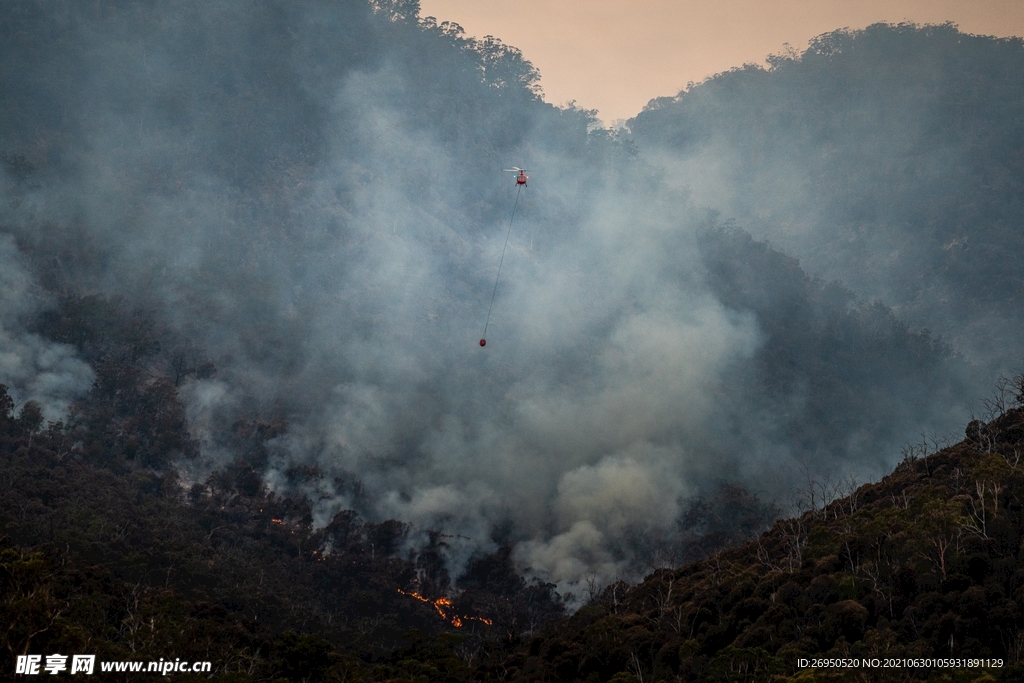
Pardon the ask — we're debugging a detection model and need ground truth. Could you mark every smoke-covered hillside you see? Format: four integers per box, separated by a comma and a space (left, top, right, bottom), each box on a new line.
630, 22, 1024, 377
0, 2, 1013, 595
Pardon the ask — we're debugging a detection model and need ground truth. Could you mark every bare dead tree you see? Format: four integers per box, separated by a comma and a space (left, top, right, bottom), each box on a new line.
584, 573, 604, 605
628, 650, 648, 683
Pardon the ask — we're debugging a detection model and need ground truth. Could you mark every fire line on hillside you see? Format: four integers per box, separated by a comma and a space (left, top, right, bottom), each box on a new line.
397, 589, 493, 628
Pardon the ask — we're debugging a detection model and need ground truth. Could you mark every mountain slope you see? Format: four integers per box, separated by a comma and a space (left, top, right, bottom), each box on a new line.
483, 400, 1024, 682
0, 3, 999, 588
631, 23, 1024, 376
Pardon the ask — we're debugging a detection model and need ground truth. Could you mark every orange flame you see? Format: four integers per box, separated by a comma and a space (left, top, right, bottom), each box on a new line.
397, 589, 493, 627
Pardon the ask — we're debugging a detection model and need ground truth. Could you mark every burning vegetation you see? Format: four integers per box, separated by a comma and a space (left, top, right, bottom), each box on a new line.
397, 589, 493, 628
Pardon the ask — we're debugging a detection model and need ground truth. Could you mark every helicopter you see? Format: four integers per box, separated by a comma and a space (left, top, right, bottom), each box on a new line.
505, 167, 528, 186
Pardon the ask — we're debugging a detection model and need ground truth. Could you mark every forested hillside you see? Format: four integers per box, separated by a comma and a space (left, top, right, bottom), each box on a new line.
2, 1, 1024, 680
5, 364, 1024, 681
1, 0, 999, 593
631, 22, 1024, 375
460, 395, 1024, 683
0, 377, 563, 681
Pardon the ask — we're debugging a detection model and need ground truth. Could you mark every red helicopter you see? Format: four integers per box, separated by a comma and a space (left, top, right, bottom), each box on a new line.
505, 167, 528, 186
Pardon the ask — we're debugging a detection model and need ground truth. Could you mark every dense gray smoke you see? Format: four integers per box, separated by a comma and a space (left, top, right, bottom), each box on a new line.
0, 3, 1004, 592
630, 23, 1024, 378
0, 233, 94, 420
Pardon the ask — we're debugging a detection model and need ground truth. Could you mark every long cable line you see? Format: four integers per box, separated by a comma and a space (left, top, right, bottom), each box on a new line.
480, 183, 523, 347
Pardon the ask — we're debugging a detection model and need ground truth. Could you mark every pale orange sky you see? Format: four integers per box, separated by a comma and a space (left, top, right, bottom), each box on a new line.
419, 0, 1024, 123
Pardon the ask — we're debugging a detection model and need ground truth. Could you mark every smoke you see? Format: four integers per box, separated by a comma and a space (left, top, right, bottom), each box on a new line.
235, 89, 765, 584
629, 22, 1024, 378
0, 233, 94, 421
0, 4, 995, 592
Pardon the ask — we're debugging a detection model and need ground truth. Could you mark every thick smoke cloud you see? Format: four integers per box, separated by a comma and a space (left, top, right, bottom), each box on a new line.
236, 82, 764, 582
0, 3, 993, 592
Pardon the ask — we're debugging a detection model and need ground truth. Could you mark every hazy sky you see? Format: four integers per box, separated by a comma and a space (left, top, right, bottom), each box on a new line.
419, 0, 1024, 123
